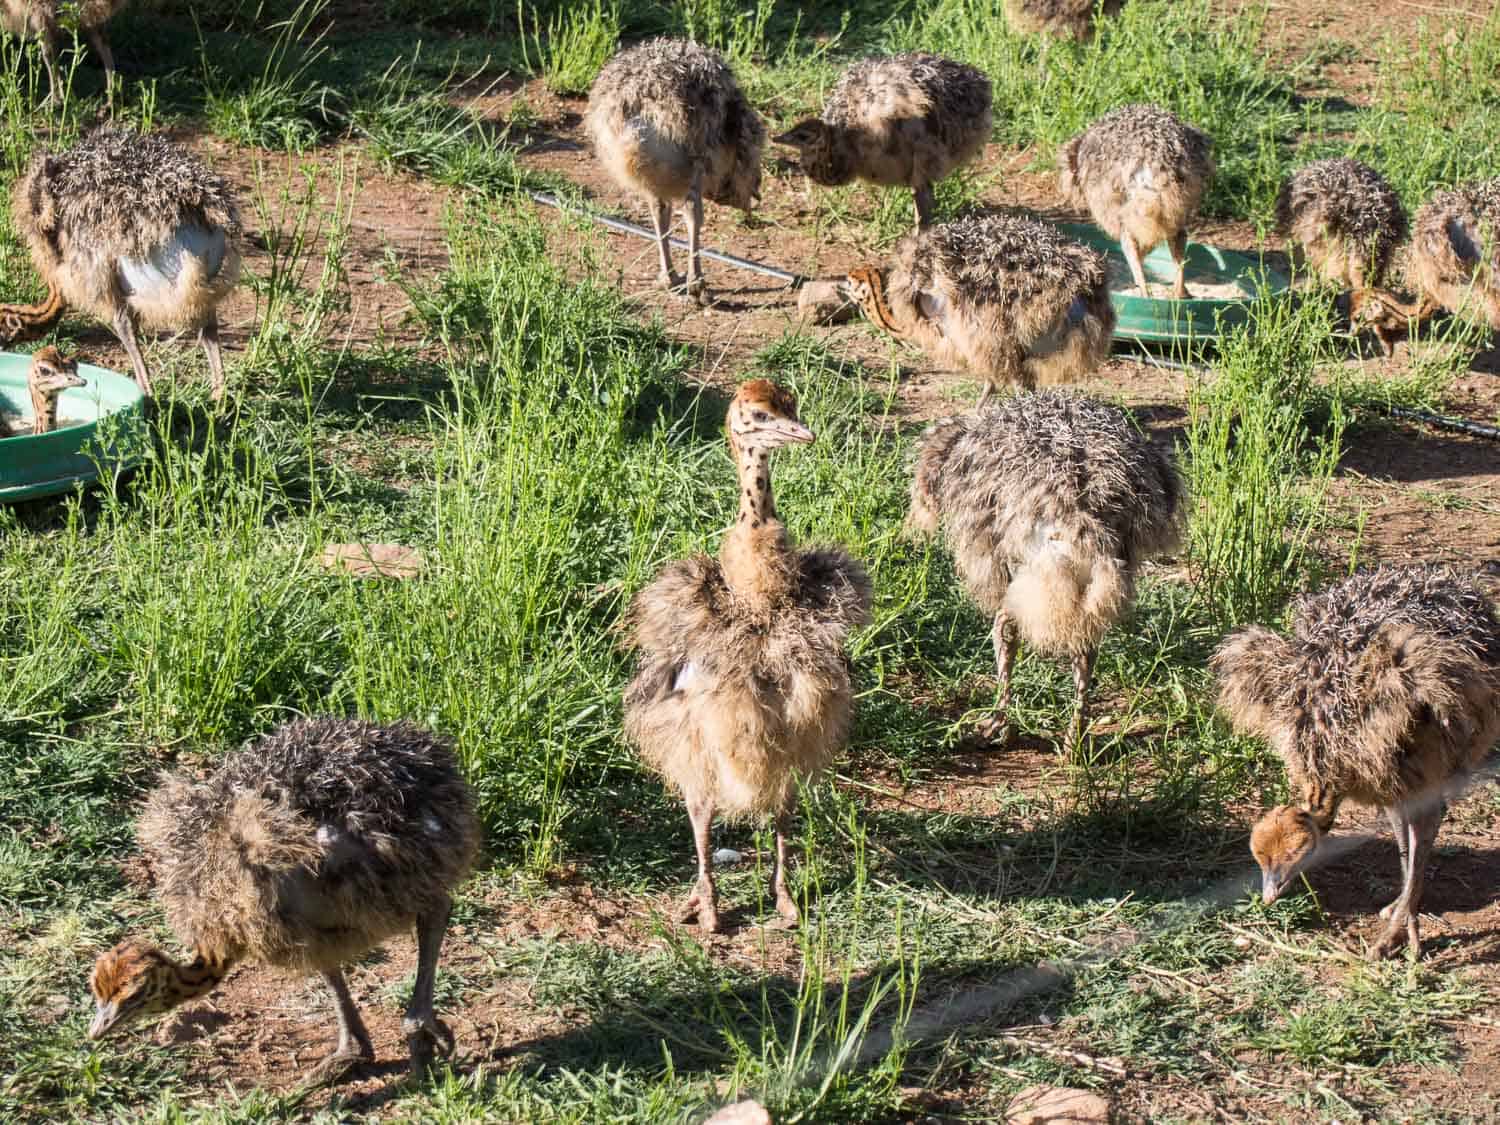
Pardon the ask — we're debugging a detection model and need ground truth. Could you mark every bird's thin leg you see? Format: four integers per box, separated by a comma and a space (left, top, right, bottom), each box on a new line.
403, 894, 456, 1078
1063, 647, 1096, 758
976, 611, 1019, 746
1373, 808, 1440, 959
770, 806, 800, 927
684, 179, 707, 303
1381, 805, 1411, 920
302, 968, 374, 1087
1168, 229, 1191, 300
86, 28, 116, 112
200, 312, 226, 405
1120, 234, 1151, 298
651, 197, 677, 290
37, 35, 61, 109
676, 794, 719, 933
112, 305, 153, 396
912, 184, 936, 230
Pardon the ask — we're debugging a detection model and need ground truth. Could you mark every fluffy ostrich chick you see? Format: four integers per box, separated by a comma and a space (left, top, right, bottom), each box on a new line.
0, 345, 84, 437
622, 380, 872, 933
1214, 566, 1500, 958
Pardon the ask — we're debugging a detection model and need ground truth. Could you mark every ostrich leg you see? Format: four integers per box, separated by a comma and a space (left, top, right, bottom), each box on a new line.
404, 894, 456, 1077
1380, 805, 1411, 920
200, 313, 226, 404
771, 807, 799, 927
651, 197, 678, 290
1372, 808, 1441, 959
1063, 647, 1097, 757
86, 28, 116, 112
913, 184, 936, 230
1168, 228, 1191, 300
977, 611, 1019, 746
684, 179, 707, 303
677, 794, 720, 933
1120, 234, 1152, 298
112, 306, 153, 396
303, 968, 375, 1086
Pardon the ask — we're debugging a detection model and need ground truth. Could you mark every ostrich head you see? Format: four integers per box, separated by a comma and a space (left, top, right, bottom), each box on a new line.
1249, 805, 1321, 905
29, 346, 84, 398
725, 379, 814, 455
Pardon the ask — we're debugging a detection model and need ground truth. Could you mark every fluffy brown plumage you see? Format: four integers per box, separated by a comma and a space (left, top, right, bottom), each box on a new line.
844, 213, 1115, 403
1, 345, 83, 437
910, 390, 1184, 751
1407, 179, 1500, 330
622, 380, 872, 933
1214, 565, 1500, 958
1275, 158, 1407, 291
1, 0, 128, 108
5, 129, 242, 401
585, 38, 764, 301
88, 718, 480, 1083
1004, 0, 1125, 39
773, 53, 992, 229
1059, 104, 1214, 299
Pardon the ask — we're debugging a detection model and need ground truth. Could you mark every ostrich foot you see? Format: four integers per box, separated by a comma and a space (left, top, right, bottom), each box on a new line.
301, 1046, 373, 1089
772, 890, 800, 929
1370, 910, 1421, 960
677, 877, 721, 934
972, 714, 1014, 748
403, 1011, 456, 1078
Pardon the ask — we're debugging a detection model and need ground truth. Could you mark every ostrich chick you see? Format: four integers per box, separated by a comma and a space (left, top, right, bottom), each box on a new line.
0, 129, 242, 401
622, 380, 872, 933
909, 390, 1183, 752
586, 38, 763, 302
1275, 159, 1408, 354
1214, 566, 1500, 958
843, 212, 1115, 404
1059, 104, 1214, 299
773, 53, 992, 230
1004, 0, 1125, 40
0, 345, 85, 437
1, 1, 128, 109
87, 718, 480, 1083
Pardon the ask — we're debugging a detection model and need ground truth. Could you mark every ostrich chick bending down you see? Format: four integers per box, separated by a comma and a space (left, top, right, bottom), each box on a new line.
0, 345, 84, 437
1, 1, 128, 109
622, 380, 872, 933
909, 391, 1184, 752
0, 129, 242, 401
773, 53, 992, 230
88, 718, 480, 1084
1275, 159, 1408, 353
1214, 566, 1500, 958
843, 213, 1115, 405
1059, 104, 1213, 299
586, 38, 763, 302
1353, 178, 1500, 346
1004, 0, 1125, 40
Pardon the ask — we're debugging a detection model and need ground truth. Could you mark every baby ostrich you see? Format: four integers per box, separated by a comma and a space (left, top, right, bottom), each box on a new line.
1059, 104, 1214, 299
909, 390, 1184, 752
842, 212, 1115, 404
0, 128, 242, 402
1355, 178, 1500, 346
1275, 159, 1408, 353
1004, 0, 1125, 39
1, 1, 128, 109
87, 717, 480, 1084
586, 38, 764, 302
772, 53, 992, 230
1214, 565, 1500, 958
0, 345, 85, 437
622, 380, 872, 933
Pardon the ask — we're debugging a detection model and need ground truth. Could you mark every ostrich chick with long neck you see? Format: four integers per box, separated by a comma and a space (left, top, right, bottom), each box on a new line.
623, 381, 872, 933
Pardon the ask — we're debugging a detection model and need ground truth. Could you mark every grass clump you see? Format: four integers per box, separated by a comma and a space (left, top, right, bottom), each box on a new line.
527, 0, 621, 95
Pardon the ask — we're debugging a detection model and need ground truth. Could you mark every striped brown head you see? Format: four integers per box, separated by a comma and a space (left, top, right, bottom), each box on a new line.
29, 346, 83, 397
726, 379, 814, 455
88, 940, 181, 1039
841, 267, 901, 335
1249, 805, 1320, 905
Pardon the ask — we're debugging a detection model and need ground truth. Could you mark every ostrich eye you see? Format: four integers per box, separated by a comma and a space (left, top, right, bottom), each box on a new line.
752, 410, 770, 423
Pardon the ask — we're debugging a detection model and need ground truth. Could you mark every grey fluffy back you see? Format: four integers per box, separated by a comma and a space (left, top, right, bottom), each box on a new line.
1214, 566, 1500, 807
1274, 158, 1407, 287
1409, 178, 1500, 327
139, 717, 479, 970
14, 129, 241, 264
911, 391, 1183, 649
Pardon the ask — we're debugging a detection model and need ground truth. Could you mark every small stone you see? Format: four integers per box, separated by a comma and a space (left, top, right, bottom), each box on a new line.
1005, 1084, 1112, 1124
796, 280, 856, 325
702, 1100, 772, 1125
713, 847, 744, 866
318, 543, 424, 579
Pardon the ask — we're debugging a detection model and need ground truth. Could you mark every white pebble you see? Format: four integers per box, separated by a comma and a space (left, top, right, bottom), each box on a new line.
713, 848, 744, 866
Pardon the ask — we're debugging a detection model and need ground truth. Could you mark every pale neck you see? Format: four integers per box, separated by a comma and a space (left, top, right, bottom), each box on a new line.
29, 386, 58, 435
720, 437, 792, 608
734, 440, 776, 526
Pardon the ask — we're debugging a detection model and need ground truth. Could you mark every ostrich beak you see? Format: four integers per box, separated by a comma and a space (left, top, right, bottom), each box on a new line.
780, 420, 815, 445
88, 1000, 121, 1040
1260, 868, 1290, 906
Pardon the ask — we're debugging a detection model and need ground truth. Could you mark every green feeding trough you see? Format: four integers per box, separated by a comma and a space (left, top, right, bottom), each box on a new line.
0, 354, 148, 503
1058, 222, 1290, 345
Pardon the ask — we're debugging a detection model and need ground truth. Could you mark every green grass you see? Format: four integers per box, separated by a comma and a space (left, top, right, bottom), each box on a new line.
2, 0, 1498, 1121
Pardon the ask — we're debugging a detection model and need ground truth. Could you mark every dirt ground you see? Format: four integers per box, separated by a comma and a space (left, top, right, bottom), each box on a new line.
72, 2, 1500, 1117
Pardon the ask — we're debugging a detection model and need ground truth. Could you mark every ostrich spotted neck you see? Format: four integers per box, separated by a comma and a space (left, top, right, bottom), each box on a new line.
88, 942, 236, 1040
718, 380, 814, 610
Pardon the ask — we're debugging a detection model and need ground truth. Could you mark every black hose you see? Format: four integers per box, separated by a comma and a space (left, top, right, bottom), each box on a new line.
528, 191, 806, 288
1386, 405, 1500, 442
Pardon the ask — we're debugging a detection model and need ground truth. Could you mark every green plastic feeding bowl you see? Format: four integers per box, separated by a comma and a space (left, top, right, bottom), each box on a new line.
0, 354, 148, 503
1059, 222, 1290, 345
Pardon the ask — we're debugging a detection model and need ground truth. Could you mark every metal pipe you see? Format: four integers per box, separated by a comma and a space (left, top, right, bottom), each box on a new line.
529, 191, 806, 288
1386, 405, 1500, 442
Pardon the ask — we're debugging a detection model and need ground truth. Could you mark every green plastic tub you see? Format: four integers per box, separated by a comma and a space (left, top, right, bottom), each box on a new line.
0, 354, 148, 503
1058, 222, 1290, 345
